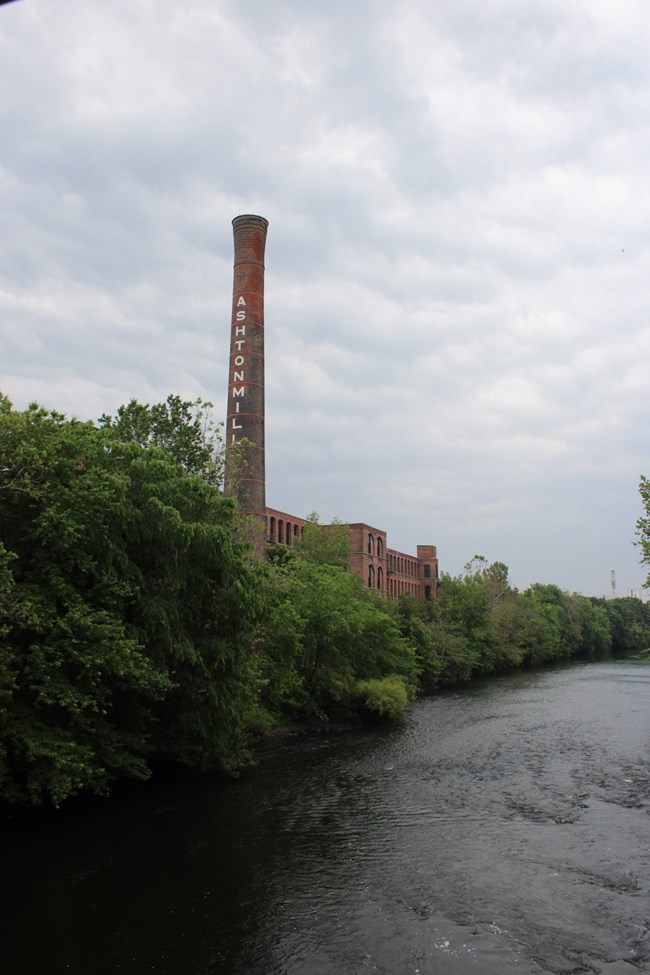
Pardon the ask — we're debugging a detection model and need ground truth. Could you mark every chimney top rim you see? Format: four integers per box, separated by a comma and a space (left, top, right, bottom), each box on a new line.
232, 214, 269, 229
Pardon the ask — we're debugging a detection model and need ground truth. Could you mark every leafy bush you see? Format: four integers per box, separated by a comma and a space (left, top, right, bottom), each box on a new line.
354, 676, 410, 720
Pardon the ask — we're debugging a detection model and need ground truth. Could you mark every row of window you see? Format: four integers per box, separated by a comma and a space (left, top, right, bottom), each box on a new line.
368, 538, 436, 582
387, 553, 418, 577
387, 556, 438, 580
366, 570, 434, 600
267, 516, 302, 546
387, 578, 420, 597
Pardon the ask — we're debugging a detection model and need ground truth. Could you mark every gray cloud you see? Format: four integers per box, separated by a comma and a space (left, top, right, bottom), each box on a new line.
1, 0, 649, 596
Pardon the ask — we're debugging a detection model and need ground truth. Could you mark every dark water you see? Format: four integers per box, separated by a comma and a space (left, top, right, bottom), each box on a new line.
3, 658, 650, 975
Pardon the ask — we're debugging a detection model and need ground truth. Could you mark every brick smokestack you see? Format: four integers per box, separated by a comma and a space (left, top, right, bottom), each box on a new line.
224, 214, 268, 554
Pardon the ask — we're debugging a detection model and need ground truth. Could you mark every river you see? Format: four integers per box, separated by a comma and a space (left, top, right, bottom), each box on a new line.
3, 657, 650, 975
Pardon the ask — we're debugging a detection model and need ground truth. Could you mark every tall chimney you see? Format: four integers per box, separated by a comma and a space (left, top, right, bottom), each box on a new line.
224, 214, 268, 554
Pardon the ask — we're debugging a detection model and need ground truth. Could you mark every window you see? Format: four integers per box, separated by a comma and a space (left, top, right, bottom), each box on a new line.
286, 522, 291, 545
269, 517, 275, 542
368, 565, 375, 588
377, 537, 383, 558
425, 585, 432, 600
424, 564, 431, 578
377, 567, 383, 590
368, 533, 374, 555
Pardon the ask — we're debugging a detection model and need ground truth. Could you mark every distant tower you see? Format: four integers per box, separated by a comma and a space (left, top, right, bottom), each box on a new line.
610, 569, 617, 599
224, 215, 269, 555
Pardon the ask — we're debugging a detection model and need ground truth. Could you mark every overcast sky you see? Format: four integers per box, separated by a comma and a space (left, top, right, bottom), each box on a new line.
2, 0, 649, 597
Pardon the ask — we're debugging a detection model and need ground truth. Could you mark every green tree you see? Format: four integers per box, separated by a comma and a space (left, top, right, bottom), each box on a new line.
489, 598, 527, 669
294, 511, 351, 568
99, 394, 224, 486
567, 594, 612, 657
603, 597, 650, 653
637, 475, 650, 589
481, 561, 513, 613
0, 396, 258, 807
429, 625, 478, 684
518, 584, 572, 664
434, 569, 498, 675
255, 558, 417, 720
246, 565, 310, 727
476, 560, 527, 670
394, 595, 441, 689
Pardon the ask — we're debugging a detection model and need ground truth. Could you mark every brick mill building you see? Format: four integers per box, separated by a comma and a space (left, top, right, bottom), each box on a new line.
224, 215, 439, 600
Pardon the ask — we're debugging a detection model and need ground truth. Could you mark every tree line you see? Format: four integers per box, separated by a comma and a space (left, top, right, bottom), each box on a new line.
1, 392, 649, 808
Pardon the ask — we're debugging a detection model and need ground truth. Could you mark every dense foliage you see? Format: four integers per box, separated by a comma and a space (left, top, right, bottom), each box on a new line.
428, 562, 629, 682
292, 511, 351, 567
98, 395, 224, 485
0, 395, 258, 807
638, 475, 650, 586
1, 394, 649, 809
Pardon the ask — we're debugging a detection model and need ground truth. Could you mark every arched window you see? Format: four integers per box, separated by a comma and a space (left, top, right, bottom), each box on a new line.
368, 565, 375, 589
377, 567, 383, 591
293, 524, 299, 540
270, 517, 275, 542
377, 537, 383, 558
286, 522, 291, 545
367, 533, 374, 555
